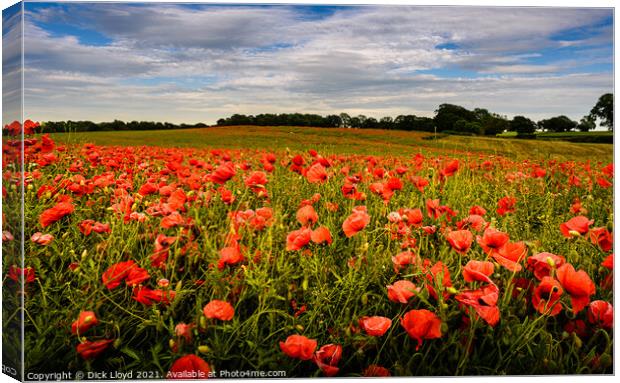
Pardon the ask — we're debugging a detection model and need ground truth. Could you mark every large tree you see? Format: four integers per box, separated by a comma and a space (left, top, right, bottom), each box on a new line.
589, 93, 613, 131
510, 116, 537, 135
537, 115, 577, 133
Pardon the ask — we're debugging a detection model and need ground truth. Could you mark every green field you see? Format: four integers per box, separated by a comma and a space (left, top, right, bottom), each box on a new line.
49, 125, 613, 161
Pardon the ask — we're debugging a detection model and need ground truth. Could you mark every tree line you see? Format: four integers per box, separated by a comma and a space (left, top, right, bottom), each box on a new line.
41, 120, 208, 133
40, 93, 612, 136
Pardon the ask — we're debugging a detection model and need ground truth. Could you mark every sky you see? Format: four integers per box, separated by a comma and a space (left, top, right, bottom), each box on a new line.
2, 1, 614, 125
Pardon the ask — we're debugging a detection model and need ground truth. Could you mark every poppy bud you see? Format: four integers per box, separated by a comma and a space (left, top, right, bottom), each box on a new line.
361, 293, 368, 305
27, 184, 33, 191
302, 278, 309, 291
45, 191, 52, 199
545, 257, 556, 268
198, 345, 210, 354
446, 287, 458, 294
81, 249, 88, 259
572, 333, 582, 349
169, 338, 176, 350
568, 230, 581, 237
295, 324, 304, 332
440, 322, 449, 334
113, 338, 122, 349
199, 316, 207, 330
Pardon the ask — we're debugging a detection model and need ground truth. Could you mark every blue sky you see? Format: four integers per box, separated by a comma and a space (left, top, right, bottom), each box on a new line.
4, 1, 614, 124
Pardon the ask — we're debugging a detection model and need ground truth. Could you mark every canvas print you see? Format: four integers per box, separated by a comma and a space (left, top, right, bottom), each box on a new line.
1, 1, 614, 380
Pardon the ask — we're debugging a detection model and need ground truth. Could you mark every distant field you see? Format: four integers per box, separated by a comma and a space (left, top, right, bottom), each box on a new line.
49, 125, 613, 161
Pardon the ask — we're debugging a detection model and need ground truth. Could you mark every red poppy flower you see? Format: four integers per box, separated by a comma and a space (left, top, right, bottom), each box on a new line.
286, 227, 312, 251
7, 266, 36, 283
601, 254, 613, 270
71, 311, 98, 335
203, 300, 234, 321
306, 163, 328, 183
311, 226, 332, 245
313, 344, 342, 377
358, 316, 392, 336
138, 182, 159, 196
31, 232, 54, 245
410, 175, 429, 193
456, 214, 487, 232
446, 229, 474, 254
76, 339, 114, 360
455, 285, 500, 326
218, 246, 244, 269
363, 365, 391, 377
387, 280, 419, 304
589, 227, 613, 252
161, 212, 189, 229
400, 309, 442, 350
133, 286, 176, 306
401, 208, 423, 227
245, 171, 268, 194
102, 260, 137, 289
527, 252, 565, 280
168, 354, 211, 379
462, 260, 494, 284
424, 260, 453, 300
469, 205, 487, 216
279, 335, 317, 360
391, 251, 417, 273
39, 201, 74, 227
342, 206, 370, 238
556, 263, 596, 314
559, 216, 594, 238
587, 301, 613, 329
296, 205, 318, 226
496, 196, 516, 216
175, 323, 195, 344
440, 159, 459, 179
211, 162, 236, 184
477, 227, 509, 255
426, 199, 441, 219
125, 266, 150, 287
491, 241, 527, 272
532, 276, 563, 316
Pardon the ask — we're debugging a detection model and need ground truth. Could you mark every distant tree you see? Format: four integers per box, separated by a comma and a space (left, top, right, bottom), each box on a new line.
362, 117, 379, 129
577, 115, 596, 132
349, 116, 362, 128
339, 113, 351, 128
537, 116, 577, 132
480, 114, 509, 135
325, 114, 342, 128
380, 116, 394, 129
589, 93, 613, 131
510, 116, 537, 134
434, 103, 476, 132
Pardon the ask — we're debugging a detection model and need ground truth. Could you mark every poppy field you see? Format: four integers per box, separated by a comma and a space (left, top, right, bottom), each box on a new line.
1, 123, 614, 377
